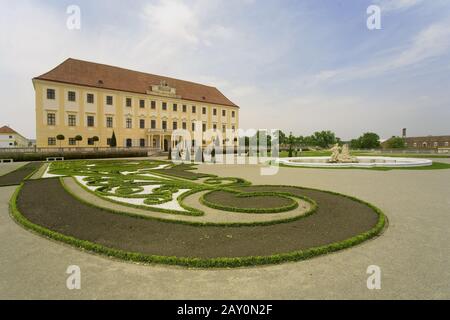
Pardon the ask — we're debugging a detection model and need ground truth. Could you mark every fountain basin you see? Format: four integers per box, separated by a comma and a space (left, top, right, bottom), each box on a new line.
275, 156, 432, 168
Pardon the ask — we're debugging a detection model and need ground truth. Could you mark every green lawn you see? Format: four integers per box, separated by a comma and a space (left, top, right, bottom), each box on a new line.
276, 161, 450, 171
278, 150, 450, 159
353, 152, 450, 159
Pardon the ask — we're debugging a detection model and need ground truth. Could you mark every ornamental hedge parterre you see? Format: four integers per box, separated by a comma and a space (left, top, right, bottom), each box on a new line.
45, 159, 301, 216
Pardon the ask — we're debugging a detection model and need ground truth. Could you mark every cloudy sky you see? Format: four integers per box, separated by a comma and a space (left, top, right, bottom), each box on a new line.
1, 0, 450, 140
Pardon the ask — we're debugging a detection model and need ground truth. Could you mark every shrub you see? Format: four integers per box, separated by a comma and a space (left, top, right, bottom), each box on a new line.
1, 150, 149, 162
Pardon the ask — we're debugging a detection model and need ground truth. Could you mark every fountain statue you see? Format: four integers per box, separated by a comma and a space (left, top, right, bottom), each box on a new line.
328, 143, 357, 163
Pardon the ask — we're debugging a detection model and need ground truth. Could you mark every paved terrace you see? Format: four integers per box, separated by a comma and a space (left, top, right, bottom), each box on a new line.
0, 161, 449, 299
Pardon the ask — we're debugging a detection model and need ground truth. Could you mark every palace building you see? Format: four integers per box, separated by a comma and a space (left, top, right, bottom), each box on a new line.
33, 58, 239, 150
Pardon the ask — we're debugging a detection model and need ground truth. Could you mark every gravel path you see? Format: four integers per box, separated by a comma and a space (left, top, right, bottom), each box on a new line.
0, 162, 41, 186
0, 162, 27, 176
1, 163, 449, 299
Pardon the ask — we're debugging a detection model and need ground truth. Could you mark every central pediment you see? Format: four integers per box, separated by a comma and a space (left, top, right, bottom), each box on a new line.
146, 80, 181, 98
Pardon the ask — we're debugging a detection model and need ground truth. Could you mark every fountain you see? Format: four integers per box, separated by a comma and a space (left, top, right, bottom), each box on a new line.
329, 144, 357, 163
275, 144, 433, 168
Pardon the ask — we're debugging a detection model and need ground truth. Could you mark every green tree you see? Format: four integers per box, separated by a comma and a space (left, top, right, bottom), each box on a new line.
92, 136, 99, 148
350, 139, 361, 149
287, 132, 295, 157
350, 132, 380, 149
74, 135, 82, 147
110, 131, 117, 147
56, 134, 65, 148
387, 137, 406, 149
274, 130, 286, 145
357, 132, 380, 149
311, 131, 338, 148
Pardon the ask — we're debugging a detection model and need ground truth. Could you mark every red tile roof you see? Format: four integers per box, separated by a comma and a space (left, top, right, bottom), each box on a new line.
34, 58, 238, 107
0, 125, 17, 134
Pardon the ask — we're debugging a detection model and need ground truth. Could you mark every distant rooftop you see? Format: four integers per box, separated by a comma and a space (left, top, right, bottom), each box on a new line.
34, 58, 238, 108
0, 125, 17, 134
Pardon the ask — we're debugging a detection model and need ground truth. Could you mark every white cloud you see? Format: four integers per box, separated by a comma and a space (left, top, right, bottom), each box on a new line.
139, 0, 233, 47
307, 18, 450, 86
374, 0, 424, 12
142, 0, 200, 44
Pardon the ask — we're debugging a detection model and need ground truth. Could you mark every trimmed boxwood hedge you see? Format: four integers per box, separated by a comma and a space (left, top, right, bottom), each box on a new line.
10, 182, 386, 268
199, 189, 301, 214
2, 150, 149, 162
60, 177, 319, 227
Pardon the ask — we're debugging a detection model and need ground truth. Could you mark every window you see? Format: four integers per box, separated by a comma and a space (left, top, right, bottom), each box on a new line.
126, 118, 132, 129
68, 114, 76, 127
106, 96, 113, 105
213, 108, 217, 116
162, 120, 167, 130
213, 124, 217, 130
191, 122, 195, 131
140, 119, 145, 129
173, 103, 177, 112
87, 138, 94, 145
139, 99, 145, 108
182, 122, 187, 130
47, 89, 55, 100
192, 105, 196, 113
202, 123, 206, 131
140, 139, 145, 147
106, 116, 113, 128
69, 138, 76, 146
126, 98, 132, 107
232, 125, 235, 131
87, 115, 95, 127
162, 102, 167, 110
222, 125, 226, 132
151, 101, 156, 109
68, 91, 76, 102
202, 107, 206, 115
173, 121, 177, 130
151, 119, 156, 129
182, 105, 187, 112
107, 138, 112, 146
87, 93, 94, 103
222, 110, 226, 117
126, 139, 132, 147
232, 111, 235, 118
48, 137, 56, 146
47, 113, 56, 126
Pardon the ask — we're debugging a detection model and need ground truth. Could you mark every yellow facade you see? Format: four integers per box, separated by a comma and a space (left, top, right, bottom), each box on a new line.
33, 79, 239, 150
